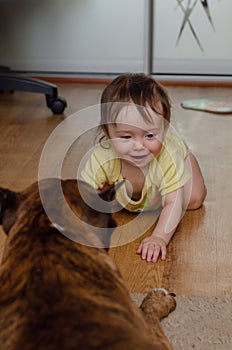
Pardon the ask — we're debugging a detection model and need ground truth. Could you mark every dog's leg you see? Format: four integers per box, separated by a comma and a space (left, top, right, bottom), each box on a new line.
140, 288, 176, 350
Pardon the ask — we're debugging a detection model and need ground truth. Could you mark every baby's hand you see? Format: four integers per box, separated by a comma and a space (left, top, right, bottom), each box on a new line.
136, 236, 167, 262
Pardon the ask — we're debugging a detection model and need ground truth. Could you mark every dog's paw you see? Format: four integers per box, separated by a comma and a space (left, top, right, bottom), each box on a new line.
140, 288, 176, 320
151, 287, 176, 297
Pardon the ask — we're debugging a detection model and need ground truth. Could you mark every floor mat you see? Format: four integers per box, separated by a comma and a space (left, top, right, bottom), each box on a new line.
181, 98, 232, 114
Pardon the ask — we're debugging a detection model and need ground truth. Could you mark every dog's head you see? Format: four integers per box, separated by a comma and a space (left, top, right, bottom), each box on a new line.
0, 179, 123, 248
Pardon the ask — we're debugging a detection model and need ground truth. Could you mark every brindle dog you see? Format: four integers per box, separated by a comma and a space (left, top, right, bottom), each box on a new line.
0, 179, 176, 350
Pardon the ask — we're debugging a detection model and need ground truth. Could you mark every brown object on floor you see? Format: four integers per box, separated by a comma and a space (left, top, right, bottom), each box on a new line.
131, 293, 232, 350
0, 179, 176, 349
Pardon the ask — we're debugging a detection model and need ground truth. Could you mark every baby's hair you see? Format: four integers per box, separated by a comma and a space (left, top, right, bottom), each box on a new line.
100, 73, 171, 136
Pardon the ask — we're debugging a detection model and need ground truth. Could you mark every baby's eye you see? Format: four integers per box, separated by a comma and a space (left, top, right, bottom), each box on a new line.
145, 133, 156, 139
120, 135, 132, 140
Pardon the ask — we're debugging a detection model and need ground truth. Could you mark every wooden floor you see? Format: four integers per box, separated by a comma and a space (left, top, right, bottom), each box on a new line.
0, 81, 232, 297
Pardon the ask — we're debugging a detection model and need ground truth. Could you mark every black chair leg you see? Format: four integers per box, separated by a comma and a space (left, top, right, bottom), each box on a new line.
0, 70, 67, 114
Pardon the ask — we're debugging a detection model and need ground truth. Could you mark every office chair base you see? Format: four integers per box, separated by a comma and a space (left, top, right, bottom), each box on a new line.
0, 72, 67, 114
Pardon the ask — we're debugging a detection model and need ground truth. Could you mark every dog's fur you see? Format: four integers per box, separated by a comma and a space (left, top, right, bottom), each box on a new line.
0, 179, 176, 350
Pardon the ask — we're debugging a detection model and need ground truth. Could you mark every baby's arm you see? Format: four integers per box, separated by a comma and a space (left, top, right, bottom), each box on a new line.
137, 188, 184, 262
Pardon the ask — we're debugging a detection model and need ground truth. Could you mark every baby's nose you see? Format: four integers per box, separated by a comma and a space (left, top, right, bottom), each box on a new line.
133, 139, 145, 150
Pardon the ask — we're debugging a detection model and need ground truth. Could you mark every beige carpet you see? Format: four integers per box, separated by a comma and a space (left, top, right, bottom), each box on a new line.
131, 293, 232, 350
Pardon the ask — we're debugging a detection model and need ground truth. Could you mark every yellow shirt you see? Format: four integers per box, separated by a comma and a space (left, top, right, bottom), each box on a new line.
80, 133, 191, 212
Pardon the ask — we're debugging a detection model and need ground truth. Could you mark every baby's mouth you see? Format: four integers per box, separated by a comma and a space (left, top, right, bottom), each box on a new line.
130, 154, 148, 159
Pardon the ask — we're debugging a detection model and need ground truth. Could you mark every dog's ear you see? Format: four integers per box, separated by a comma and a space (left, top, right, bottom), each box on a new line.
74, 179, 125, 221
77, 180, 125, 210
0, 188, 18, 231
98, 180, 125, 202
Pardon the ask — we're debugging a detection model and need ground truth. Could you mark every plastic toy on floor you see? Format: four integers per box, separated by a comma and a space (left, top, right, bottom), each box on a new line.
181, 98, 232, 114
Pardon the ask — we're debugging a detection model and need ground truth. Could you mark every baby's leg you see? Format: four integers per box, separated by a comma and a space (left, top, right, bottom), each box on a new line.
183, 153, 207, 210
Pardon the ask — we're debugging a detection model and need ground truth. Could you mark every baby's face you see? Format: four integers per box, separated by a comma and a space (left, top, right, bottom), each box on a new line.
107, 104, 165, 168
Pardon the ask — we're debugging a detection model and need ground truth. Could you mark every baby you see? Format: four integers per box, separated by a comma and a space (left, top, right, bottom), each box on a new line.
80, 73, 207, 262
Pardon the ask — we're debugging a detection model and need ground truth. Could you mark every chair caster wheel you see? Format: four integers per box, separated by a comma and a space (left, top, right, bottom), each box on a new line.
46, 96, 67, 114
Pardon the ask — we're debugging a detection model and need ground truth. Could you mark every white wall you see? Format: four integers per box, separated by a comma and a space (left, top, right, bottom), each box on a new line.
1, 0, 232, 76
0, 0, 144, 73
